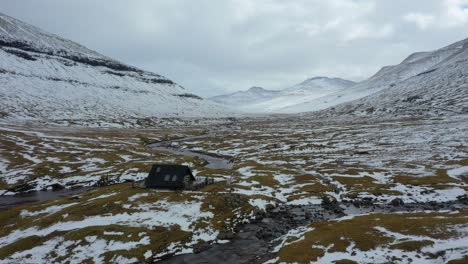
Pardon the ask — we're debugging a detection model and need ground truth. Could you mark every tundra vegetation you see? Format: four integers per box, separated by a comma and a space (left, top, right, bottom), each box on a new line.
0, 115, 467, 263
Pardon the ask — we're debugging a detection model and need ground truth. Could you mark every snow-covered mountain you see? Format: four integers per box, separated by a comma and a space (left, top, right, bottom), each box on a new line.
211, 38, 468, 116
314, 38, 468, 117
209, 77, 355, 113
209, 86, 280, 106
0, 13, 230, 121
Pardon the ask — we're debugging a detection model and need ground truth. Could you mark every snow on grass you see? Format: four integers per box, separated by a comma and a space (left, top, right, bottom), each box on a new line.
313, 226, 468, 264
87, 192, 118, 202
59, 166, 73, 173
273, 226, 315, 253
447, 166, 468, 180
4, 234, 152, 264
0, 158, 8, 174
248, 198, 275, 211
70, 236, 150, 264
313, 242, 416, 264
119, 172, 147, 182
20, 202, 79, 218
29, 175, 102, 191
128, 193, 149, 202
22, 154, 42, 164
0, 200, 213, 248
5, 237, 69, 264
276, 211, 468, 263
387, 185, 466, 203
238, 166, 256, 178
103, 231, 124, 236
273, 173, 295, 185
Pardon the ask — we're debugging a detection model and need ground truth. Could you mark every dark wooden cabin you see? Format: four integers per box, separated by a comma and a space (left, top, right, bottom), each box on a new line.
144, 164, 196, 189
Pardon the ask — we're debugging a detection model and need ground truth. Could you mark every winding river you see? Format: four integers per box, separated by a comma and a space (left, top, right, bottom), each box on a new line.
0, 134, 232, 210
148, 136, 233, 170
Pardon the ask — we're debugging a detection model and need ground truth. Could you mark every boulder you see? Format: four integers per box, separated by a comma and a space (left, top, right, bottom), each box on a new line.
50, 183, 65, 191
193, 241, 211, 254
390, 198, 404, 206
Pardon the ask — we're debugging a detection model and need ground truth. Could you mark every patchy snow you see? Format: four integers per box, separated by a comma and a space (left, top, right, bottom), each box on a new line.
248, 198, 275, 211
20, 202, 79, 218
238, 166, 256, 178
0, 199, 213, 248
388, 185, 466, 204
447, 166, 468, 180
69, 236, 150, 264
103, 231, 124, 236
286, 197, 322, 206
144, 250, 152, 259
273, 225, 315, 253
128, 193, 149, 202
119, 172, 147, 182
273, 173, 295, 185
87, 192, 117, 202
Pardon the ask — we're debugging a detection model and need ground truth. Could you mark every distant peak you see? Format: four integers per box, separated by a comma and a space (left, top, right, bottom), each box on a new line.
247, 86, 266, 92
299, 76, 355, 85
308, 76, 328, 80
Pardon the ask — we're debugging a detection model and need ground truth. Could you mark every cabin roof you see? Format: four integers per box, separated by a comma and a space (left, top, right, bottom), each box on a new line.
144, 164, 195, 188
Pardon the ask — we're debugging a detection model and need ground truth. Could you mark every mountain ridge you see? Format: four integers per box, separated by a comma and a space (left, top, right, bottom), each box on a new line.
311, 37, 468, 117
0, 12, 230, 122
209, 76, 356, 113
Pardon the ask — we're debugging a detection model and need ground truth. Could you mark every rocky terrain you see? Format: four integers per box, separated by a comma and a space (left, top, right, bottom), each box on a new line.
0, 113, 466, 263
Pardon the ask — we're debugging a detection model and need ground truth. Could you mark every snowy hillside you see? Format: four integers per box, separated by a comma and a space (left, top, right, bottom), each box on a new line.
212, 38, 468, 116
209, 86, 279, 106
209, 77, 355, 113
315, 38, 468, 117
0, 13, 230, 121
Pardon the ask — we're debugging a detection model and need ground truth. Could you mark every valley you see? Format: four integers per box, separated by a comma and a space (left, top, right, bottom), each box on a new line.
0, 8, 467, 264
0, 114, 466, 263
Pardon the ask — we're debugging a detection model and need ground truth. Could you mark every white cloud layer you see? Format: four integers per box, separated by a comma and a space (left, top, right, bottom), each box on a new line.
2, 0, 468, 96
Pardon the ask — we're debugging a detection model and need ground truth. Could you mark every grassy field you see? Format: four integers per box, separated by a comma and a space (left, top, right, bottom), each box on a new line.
0, 115, 467, 262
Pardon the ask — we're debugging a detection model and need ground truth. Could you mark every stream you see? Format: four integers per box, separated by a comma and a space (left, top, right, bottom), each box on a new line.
0, 134, 466, 262
148, 133, 233, 170
0, 187, 93, 211
0, 133, 233, 210
159, 201, 468, 264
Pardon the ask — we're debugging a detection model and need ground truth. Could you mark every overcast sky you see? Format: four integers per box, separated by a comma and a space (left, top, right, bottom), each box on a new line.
3, 0, 468, 96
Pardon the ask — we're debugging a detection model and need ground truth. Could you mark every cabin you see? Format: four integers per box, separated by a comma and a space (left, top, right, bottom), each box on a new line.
144, 164, 196, 189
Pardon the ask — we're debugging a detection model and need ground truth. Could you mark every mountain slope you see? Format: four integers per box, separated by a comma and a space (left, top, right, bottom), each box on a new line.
0, 13, 230, 121
209, 86, 280, 106
250, 77, 355, 113
314, 38, 468, 117
214, 38, 467, 115
209, 77, 355, 113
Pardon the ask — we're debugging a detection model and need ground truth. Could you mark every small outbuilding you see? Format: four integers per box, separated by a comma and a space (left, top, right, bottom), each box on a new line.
144, 164, 196, 189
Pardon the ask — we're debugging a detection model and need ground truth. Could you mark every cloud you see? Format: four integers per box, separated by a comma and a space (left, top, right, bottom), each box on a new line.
403, 13, 435, 30
404, 0, 468, 30
343, 23, 394, 41
1, 0, 468, 96
443, 0, 468, 27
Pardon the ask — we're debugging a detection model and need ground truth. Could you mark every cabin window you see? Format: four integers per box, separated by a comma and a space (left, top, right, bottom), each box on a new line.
164, 174, 171, 181
156, 167, 161, 173
172, 175, 178, 181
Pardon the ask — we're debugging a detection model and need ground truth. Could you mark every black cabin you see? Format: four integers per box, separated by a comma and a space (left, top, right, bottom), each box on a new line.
145, 164, 196, 189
